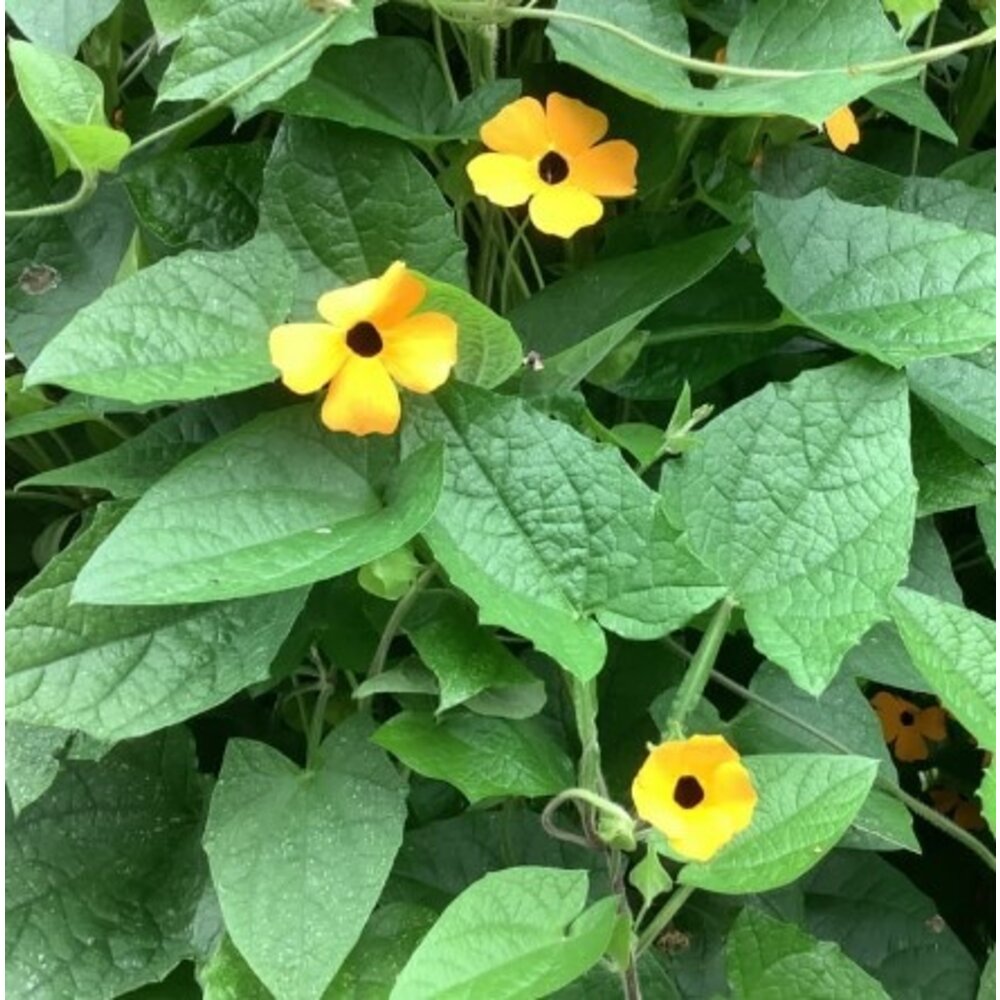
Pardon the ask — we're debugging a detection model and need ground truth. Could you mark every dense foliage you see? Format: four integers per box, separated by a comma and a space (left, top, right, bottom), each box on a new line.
4, 1, 996, 998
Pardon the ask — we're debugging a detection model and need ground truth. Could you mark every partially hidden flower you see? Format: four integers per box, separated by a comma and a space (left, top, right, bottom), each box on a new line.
631, 734, 757, 862
870, 692, 947, 762
269, 261, 457, 436
929, 788, 986, 831
824, 105, 860, 152
467, 93, 638, 239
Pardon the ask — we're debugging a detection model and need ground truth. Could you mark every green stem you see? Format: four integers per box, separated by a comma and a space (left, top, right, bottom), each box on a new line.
5, 489, 82, 510
6, 173, 98, 220
665, 597, 735, 738
644, 313, 796, 345
635, 884, 696, 956
432, 13, 461, 105
909, 9, 939, 176
570, 676, 606, 796
359, 563, 437, 711
126, 10, 347, 158
706, 669, 998, 872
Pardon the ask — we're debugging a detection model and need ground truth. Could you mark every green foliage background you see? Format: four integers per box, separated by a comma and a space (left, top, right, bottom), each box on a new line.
4, 0, 996, 998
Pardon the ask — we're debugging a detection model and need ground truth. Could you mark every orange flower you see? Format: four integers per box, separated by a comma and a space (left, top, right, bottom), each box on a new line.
824, 105, 860, 152
632, 734, 757, 861
269, 261, 457, 436
870, 692, 947, 762
929, 788, 986, 831
467, 93, 638, 238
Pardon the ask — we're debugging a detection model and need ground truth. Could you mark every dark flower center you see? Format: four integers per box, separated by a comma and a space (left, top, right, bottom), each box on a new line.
673, 775, 705, 810
538, 150, 569, 185
346, 321, 383, 358
900, 710, 916, 727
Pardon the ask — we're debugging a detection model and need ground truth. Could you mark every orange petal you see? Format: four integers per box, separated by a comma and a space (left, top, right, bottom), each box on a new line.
528, 184, 603, 238
954, 800, 986, 831
321, 356, 400, 436
545, 93, 608, 157
870, 691, 904, 742
467, 152, 541, 207
370, 261, 426, 329
917, 706, 948, 742
381, 312, 458, 393
569, 139, 638, 197
480, 96, 549, 157
318, 261, 424, 332
825, 106, 859, 153
269, 323, 348, 394
893, 727, 929, 763
317, 279, 384, 332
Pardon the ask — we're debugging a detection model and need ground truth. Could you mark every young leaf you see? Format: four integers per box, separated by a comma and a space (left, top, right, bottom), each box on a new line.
203, 717, 408, 1000
373, 711, 574, 802
726, 908, 890, 999
8, 39, 130, 176
6, 730, 208, 999
754, 190, 996, 366
72, 408, 444, 604
661, 359, 915, 693
25, 234, 297, 403
679, 754, 878, 893
5, 503, 307, 741
889, 587, 996, 749
390, 868, 617, 999
258, 117, 467, 312
158, 0, 375, 121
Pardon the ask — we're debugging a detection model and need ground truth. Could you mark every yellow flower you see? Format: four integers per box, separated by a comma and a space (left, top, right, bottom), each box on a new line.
467, 93, 639, 239
269, 261, 457, 436
631, 734, 757, 862
870, 691, 947, 763
824, 105, 860, 152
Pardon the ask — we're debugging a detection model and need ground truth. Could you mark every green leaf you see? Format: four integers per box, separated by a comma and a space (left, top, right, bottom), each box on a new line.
407, 599, 543, 713
415, 272, 523, 389
908, 348, 996, 446
8, 39, 130, 176
5, 0, 120, 55
754, 190, 996, 366
979, 763, 996, 837
6, 101, 135, 365
979, 952, 997, 1000
5, 503, 307, 741
125, 143, 268, 251
200, 937, 272, 1000
726, 908, 890, 999
25, 234, 297, 403
404, 382, 724, 679
374, 711, 573, 802
4, 721, 70, 816
978, 496, 996, 566
6, 730, 209, 998
680, 754, 878, 894
801, 852, 980, 1000
203, 716, 408, 1000
22, 396, 266, 498
662, 359, 915, 693
629, 845, 673, 908
390, 867, 617, 1000
889, 587, 996, 749
275, 38, 516, 145
158, 0, 375, 121
258, 117, 467, 313
72, 408, 444, 604
548, 0, 916, 124
510, 227, 743, 393
145, 0, 207, 42
868, 79, 957, 145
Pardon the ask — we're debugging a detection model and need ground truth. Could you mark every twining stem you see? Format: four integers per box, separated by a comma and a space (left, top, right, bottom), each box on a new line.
358, 562, 438, 711
909, 9, 939, 176
432, 13, 460, 106
635, 884, 696, 956
5, 173, 97, 220
703, 666, 998, 871
665, 597, 735, 738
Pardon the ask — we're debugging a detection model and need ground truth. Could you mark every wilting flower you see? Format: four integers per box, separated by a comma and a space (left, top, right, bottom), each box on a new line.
870, 692, 947, 762
632, 734, 757, 862
467, 93, 638, 238
929, 788, 986, 831
269, 261, 457, 436
824, 105, 860, 152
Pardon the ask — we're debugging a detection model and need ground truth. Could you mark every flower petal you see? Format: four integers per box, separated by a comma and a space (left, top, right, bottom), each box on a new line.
317, 279, 384, 332
546, 93, 608, 156
318, 261, 425, 332
321, 355, 400, 436
824, 105, 859, 153
870, 691, 904, 741
371, 261, 426, 329
381, 312, 458, 393
480, 96, 549, 157
569, 139, 638, 197
528, 184, 603, 238
893, 727, 929, 763
269, 323, 348, 394
467, 152, 542, 207
917, 705, 947, 741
